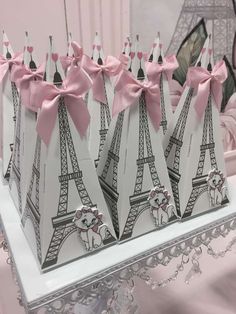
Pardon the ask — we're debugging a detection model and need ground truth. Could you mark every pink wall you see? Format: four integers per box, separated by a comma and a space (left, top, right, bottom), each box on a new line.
67, 0, 130, 56
0, 0, 69, 61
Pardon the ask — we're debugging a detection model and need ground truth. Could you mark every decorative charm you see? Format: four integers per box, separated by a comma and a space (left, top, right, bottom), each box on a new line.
206, 168, 228, 207
148, 186, 177, 227
73, 206, 110, 251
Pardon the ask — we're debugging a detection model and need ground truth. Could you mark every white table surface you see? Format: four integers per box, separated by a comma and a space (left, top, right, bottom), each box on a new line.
0, 176, 236, 305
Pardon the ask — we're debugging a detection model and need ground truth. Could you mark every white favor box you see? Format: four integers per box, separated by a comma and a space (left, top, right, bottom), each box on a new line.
163, 39, 229, 218
21, 39, 117, 271
98, 37, 179, 241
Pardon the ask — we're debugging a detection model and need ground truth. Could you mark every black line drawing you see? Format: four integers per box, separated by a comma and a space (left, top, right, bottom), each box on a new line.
42, 95, 115, 269
4, 82, 19, 180
3, 45, 20, 180
21, 136, 42, 262
94, 70, 111, 168
9, 52, 37, 213
120, 93, 161, 241
9, 100, 22, 213
149, 48, 168, 135
99, 111, 124, 235
4, 143, 13, 180
164, 88, 194, 217
183, 94, 229, 218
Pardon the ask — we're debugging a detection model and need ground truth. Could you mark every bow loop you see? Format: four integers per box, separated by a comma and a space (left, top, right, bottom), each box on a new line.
0, 52, 23, 83
33, 65, 91, 146
113, 70, 161, 130
146, 54, 179, 83
60, 41, 83, 71
186, 60, 227, 119
81, 54, 122, 103
11, 62, 45, 110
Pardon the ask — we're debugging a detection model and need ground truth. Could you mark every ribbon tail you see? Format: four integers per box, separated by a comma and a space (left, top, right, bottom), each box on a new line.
194, 80, 211, 119
66, 96, 90, 137
145, 92, 161, 130
36, 96, 60, 146
212, 81, 223, 111
93, 72, 107, 104
112, 92, 125, 116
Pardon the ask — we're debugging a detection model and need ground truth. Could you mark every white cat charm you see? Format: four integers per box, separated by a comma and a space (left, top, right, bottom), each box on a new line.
73, 206, 110, 251
206, 169, 228, 207
148, 186, 177, 227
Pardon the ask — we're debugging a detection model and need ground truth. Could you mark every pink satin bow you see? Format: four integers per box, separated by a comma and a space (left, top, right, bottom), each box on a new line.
30, 65, 92, 146
146, 55, 179, 83
0, 52, 23, 83
60, 41, 83, 71
82, 54, 122, 104
186, 60, 228, 119
11, 62, 45, 111
113, 70, 161, 130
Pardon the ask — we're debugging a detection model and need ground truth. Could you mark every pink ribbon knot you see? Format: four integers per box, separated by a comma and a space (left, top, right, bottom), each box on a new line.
186, 60, 228, 119
81, 54, 122, 104
146, 54, 179, 83
0, 52, 23, 83
11, 62, 45, 111
30, 65, 92, 146
113, 70, 161, 130
60, 41, 83, 71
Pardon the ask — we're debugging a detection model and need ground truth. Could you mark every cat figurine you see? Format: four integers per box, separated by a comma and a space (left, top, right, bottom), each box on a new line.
73, 206, 110, 251
207, 169, 227, 207
148, 186, 178, 227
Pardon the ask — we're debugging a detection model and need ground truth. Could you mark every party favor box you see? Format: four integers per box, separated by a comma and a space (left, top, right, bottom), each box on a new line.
146, 33, 177, 136
1, 32, 21, 181
82, 33, 120, 167
21, 38, 117, 271
9, 32, 40, 215
97, 36, 179, 241
163, 37, 229, 219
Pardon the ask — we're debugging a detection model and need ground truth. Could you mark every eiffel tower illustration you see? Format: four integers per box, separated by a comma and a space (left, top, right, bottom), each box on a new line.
9, 37, 37, 212
90, 34, 111, 167
158, 59, 168, 134
148, 34, 170, 135
9, 98, 22, 212
3, 59, 19, 180
99, 111, 124, 235
120, 92, 161, 241
167, 0, 236, 64
182, 93, 229, 218
95, 67, 111, 167
42, 94, 115, 268
4, 144, 13, 180
21, 136, 42, 262
164, 88, 194, 217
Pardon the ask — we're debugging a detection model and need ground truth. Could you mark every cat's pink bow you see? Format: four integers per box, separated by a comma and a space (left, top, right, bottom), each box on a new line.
60, 41, 83, 71
82, 54, 122, 104
11, 62, 45, 111
113, 70, 161, 130
30, 65, 92, 146
186, 60, 227, 119
0, 52, 23, 83
146, 55, 179, 83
